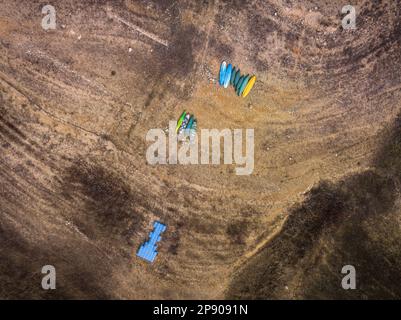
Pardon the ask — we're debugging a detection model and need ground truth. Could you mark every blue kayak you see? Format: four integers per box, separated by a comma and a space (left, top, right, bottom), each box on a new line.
219, 61, 227, 85
223, 63, 232, 88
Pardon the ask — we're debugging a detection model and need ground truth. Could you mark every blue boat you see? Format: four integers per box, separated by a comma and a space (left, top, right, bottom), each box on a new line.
223, 63, 233, 88
136, 221, 167, 263
219, 61, 227, 85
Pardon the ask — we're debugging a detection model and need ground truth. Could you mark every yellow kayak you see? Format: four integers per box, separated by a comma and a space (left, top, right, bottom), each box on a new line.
242, 75, 256, 98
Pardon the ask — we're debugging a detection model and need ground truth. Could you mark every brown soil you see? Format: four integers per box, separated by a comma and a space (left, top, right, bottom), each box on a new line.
0, 0, 401, 299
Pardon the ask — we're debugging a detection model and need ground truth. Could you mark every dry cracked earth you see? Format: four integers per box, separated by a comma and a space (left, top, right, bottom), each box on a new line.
1, 0, 401, 299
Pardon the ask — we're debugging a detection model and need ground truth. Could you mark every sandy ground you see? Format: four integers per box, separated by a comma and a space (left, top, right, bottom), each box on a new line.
0, 0, 401, 299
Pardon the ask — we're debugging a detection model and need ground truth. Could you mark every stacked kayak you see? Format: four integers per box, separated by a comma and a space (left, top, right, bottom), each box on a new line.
218, 61, 256, 98
176, 110, 197, 142
136, 221, 166, 263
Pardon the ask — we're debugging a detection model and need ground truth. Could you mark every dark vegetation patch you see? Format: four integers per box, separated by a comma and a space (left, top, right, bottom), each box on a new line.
0, 115, 27, 140
61, 160, 146, 244
245, 10, 281, 72
186, 215, 220, 235
208, 36, 234, 61
158, 23, 198, 80
226, 219, 252, 245
247, 11, 279, 40
0, 212, 114, 299
227, 112, 401, 299
240, 205, 262, 217
302, 209, 401, 299
167, 231, 180, 255
374, 113, 401, 179
165, 221, 185, 256
139, 6, 203, 104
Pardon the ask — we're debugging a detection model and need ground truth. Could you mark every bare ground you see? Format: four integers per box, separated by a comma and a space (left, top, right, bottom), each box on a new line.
0, 0, 401, 299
